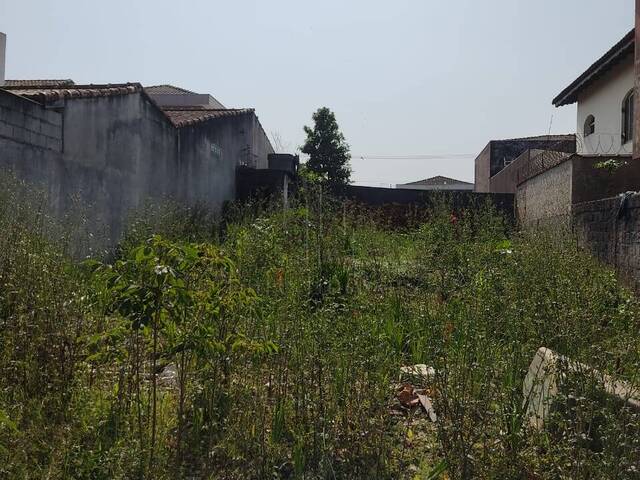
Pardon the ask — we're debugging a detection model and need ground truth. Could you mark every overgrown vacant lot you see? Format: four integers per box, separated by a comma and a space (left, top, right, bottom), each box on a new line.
0, 180, 639, 479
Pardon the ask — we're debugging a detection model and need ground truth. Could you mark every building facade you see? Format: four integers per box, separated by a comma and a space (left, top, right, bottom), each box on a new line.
473, 135, 576, 193
553, 30, 635, 156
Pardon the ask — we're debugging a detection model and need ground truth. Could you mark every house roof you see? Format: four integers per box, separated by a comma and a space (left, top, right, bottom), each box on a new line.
2, 81, 257, 129
144, 84, 197, 95
162, 106, 254, 127
4, 79, 75, 87
553, 29, 634, 107
403, 175, 473, 186
2, 83, 143, 102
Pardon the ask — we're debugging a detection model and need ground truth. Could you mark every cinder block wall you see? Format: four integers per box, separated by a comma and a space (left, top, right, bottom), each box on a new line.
0, 90, 67, 214
572, 194, 640, 291
0, 89, 62, 152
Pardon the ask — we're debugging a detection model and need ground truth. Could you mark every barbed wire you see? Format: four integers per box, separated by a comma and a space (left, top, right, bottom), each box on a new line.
574, 132, 634, 155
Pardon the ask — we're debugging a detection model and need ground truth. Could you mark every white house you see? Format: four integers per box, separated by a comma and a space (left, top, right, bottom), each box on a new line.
553, 29, 634, 156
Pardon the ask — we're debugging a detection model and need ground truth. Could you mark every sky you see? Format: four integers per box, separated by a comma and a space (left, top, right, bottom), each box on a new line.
0, 0, 635, 186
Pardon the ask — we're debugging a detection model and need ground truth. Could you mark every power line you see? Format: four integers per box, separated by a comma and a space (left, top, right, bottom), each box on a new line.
353, 154, 475, 160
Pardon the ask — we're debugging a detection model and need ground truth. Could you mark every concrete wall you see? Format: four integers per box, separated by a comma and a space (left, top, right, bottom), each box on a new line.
573, 194, 640, 291
248, 114, 274, 169
474, 142, 492, 192
57, 93, 179, 241
0, 89, 276, 246
177, 114, 246, 209
0, 89, 65, 210
516, 160, 573, 227
577, 57, 635, 155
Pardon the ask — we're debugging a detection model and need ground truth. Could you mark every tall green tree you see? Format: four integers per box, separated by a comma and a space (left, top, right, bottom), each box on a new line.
301, 107, 351, 192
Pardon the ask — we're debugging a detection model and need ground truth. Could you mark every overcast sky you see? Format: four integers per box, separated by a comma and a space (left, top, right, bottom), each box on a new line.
0, 0, 635, 186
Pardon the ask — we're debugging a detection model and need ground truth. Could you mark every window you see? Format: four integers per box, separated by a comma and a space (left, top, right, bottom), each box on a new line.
622, 89, 634, 144
583, 115, 595, 137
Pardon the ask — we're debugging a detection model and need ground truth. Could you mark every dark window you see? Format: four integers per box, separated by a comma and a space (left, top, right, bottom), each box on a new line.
584, 114, 595, 137
622, 89, 634, 144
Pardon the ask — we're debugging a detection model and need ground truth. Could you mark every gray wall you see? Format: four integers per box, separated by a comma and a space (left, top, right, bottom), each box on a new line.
59, 93, 179, 241
0, 89, 65, 211
0, 89, 274, 246
248, 114, 274, 169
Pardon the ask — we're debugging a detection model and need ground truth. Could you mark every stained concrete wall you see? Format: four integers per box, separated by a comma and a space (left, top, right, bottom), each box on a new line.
0, 89, 274, 246
248, 114, 274, 169
177, 115, 242, 209
516, 160, 573, 227
0, 89, 65, 211
58, 93, 179, 241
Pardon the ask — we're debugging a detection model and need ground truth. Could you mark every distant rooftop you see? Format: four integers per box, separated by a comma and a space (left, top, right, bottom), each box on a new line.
144, 84, 197, 95
402, 175, 473, 186
145, 84, 225, 109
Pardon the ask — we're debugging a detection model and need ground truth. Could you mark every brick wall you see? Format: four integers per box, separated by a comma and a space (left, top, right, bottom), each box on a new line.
573, 194, 640, 291
0, 89, 62, 151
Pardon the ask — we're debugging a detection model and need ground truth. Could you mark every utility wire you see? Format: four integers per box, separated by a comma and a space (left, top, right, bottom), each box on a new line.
353, 154, 474, 160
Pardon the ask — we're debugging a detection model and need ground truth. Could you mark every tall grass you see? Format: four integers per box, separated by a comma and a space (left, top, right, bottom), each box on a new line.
0, 176, 638, 478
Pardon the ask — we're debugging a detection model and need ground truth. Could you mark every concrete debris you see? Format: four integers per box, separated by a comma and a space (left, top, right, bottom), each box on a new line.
158, 363, 178, 388
523, 347, 640, 429
400, 364, 436, 379
417, 393, 437, 422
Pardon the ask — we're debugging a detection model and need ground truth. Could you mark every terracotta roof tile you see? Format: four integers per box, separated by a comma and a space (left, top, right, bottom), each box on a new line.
4, 79, 75, 87
163, 107, 254, 127
2, 83, 143, 102
1, 82, 255, 129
